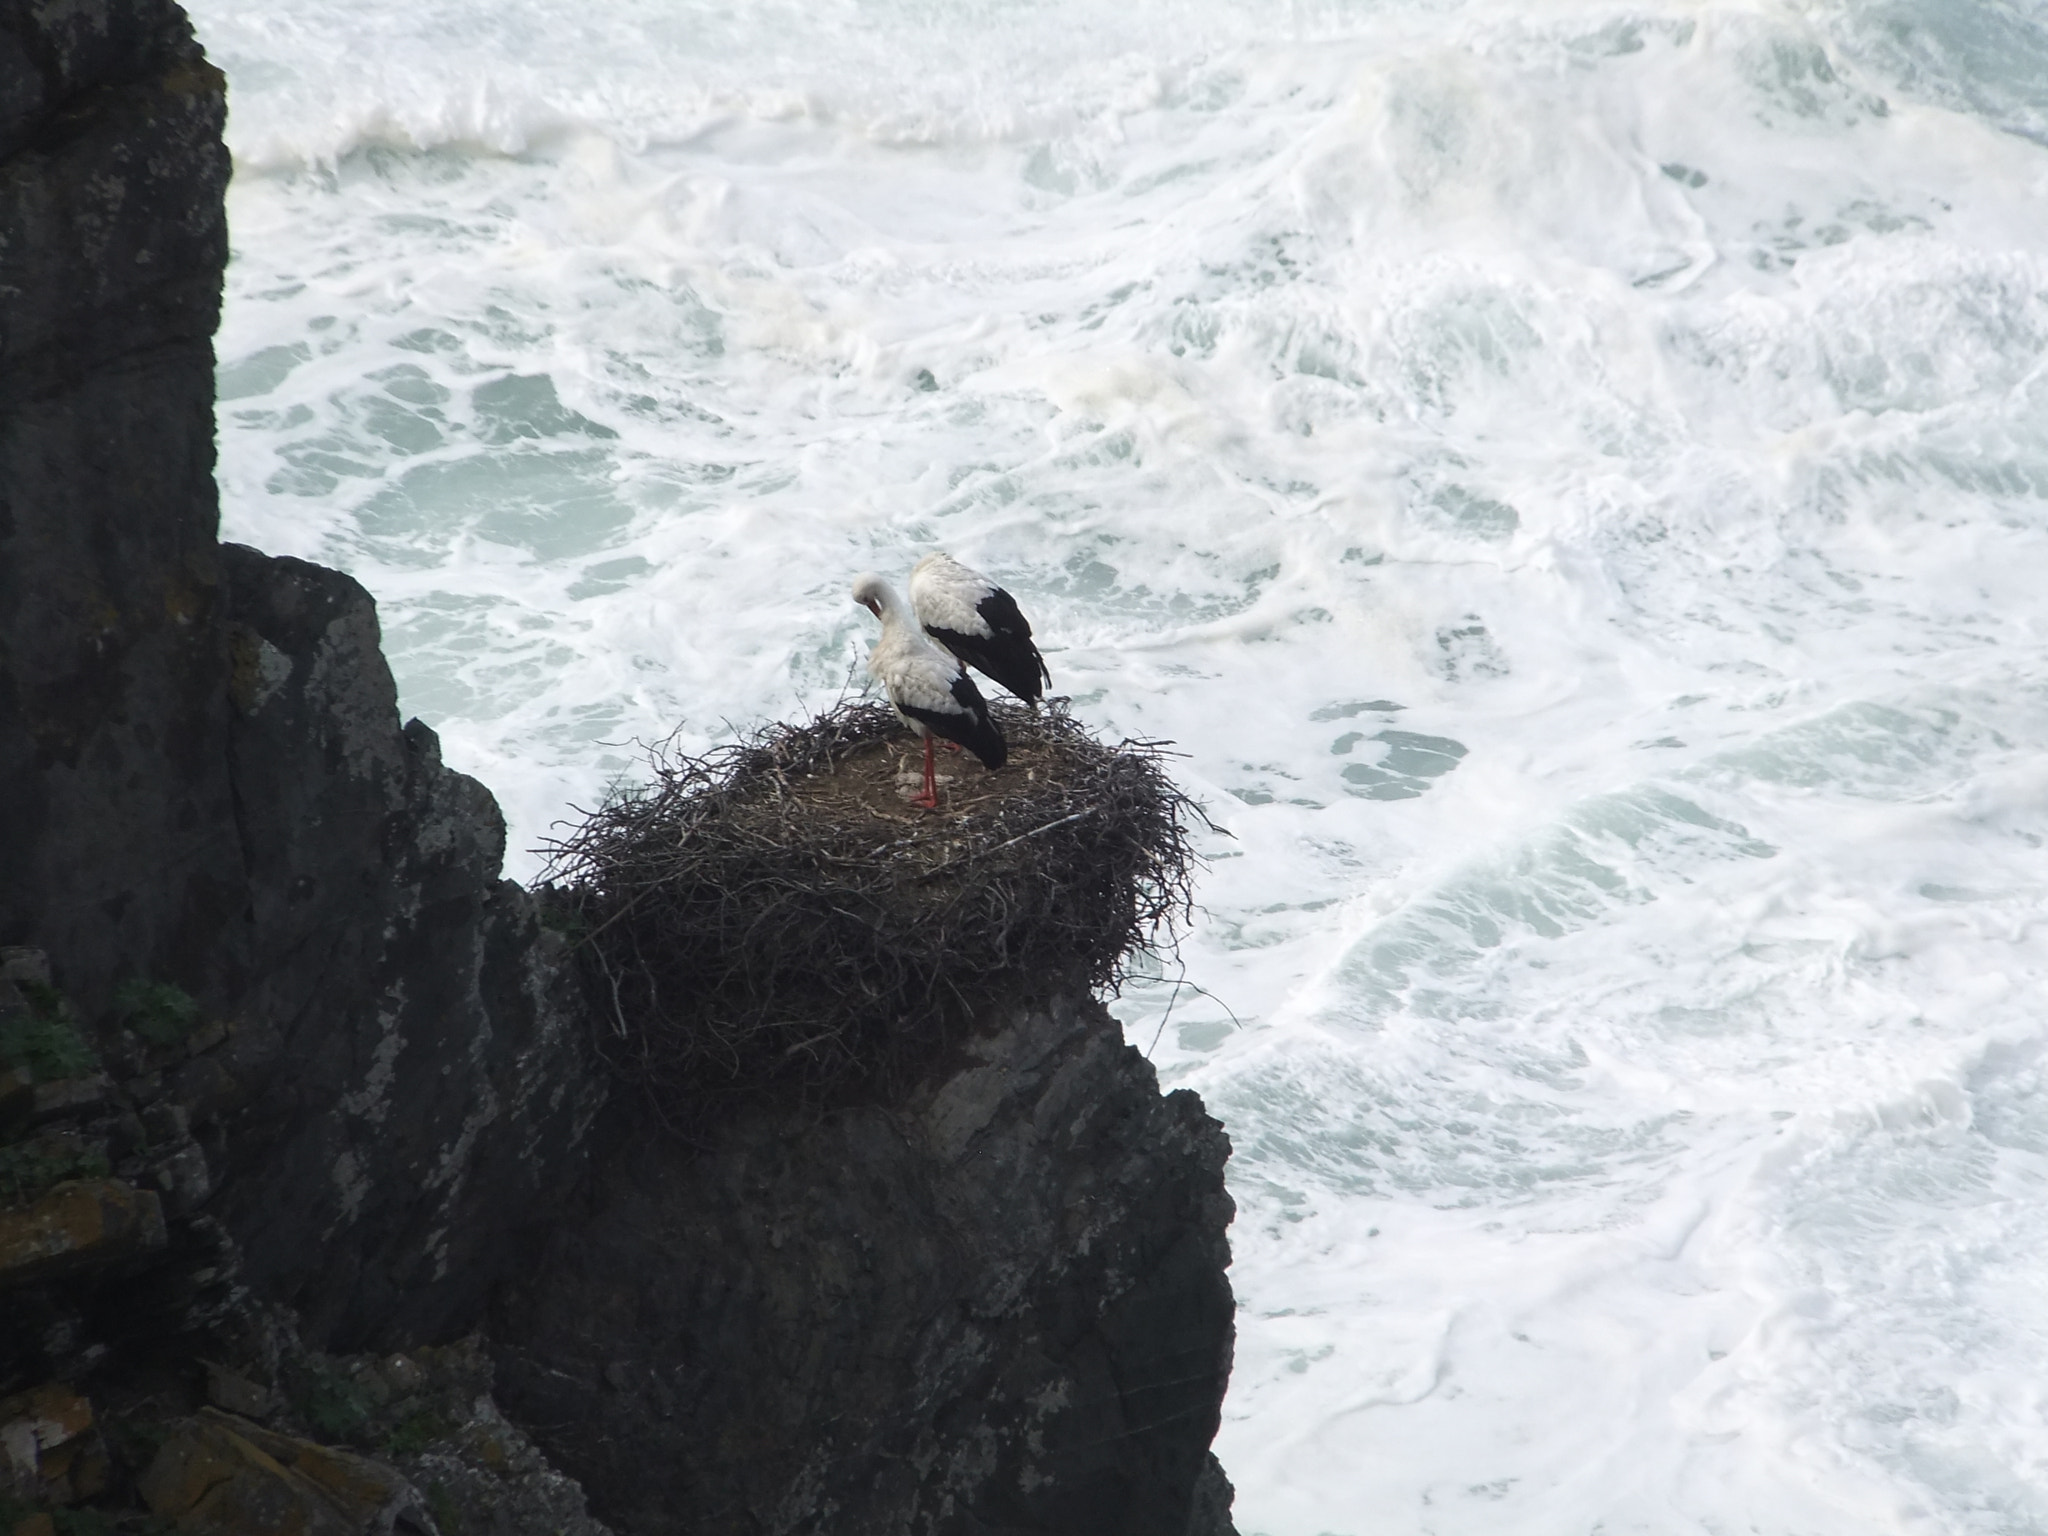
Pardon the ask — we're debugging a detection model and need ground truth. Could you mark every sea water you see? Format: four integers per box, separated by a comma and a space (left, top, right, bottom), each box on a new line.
188, 0, 2048, 1529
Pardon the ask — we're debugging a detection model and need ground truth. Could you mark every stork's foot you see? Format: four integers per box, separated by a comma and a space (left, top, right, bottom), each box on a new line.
942, 740, 963, 754
911, 791, 940, 811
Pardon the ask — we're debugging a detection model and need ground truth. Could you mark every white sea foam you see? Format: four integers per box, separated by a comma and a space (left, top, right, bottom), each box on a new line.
193, 0, 2048, 1529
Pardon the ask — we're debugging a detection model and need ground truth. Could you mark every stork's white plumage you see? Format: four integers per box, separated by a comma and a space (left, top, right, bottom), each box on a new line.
852, 572, 1006, 809
909, 553, 1050, 706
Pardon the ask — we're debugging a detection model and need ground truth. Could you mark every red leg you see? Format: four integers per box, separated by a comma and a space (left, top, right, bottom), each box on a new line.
914, 733, 940, 810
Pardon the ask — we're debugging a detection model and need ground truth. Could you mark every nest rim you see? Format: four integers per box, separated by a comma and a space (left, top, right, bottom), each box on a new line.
537, 699, 1210, 1130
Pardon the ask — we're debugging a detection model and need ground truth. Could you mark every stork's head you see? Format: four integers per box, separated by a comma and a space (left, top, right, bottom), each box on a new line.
850, 572, 888, 619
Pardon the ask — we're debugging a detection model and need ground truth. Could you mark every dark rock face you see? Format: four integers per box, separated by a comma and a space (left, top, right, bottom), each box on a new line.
215, 544, 606, 1349
496, 991, 1237, 1536
0, 0, 239, 1016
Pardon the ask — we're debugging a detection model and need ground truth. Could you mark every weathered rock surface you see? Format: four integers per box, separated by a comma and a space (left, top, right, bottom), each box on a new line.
140, 1409, 432, 1536
114, 1332, 615, 1536
214, 542, 606, 1350
0, 1381, 103, 1505
351, 1341, 614, 1536
0, 0, 238, 1018
497, 990, 1237, 1536
0, 1178, 166, 1288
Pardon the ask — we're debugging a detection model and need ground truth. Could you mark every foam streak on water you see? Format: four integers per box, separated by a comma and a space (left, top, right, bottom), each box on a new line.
192, 1, 2048, 1529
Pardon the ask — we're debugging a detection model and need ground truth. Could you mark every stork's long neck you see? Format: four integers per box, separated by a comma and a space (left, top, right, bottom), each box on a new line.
870, 580, 917, 636
871, 582, 948, 672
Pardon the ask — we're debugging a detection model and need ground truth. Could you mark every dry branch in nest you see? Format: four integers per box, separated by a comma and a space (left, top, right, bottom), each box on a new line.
537, 700, 1210, 1129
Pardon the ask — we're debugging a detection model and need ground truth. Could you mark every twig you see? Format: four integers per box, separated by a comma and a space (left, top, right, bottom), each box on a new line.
912, 807, 1102, 882
1144, 966, 1244, 1057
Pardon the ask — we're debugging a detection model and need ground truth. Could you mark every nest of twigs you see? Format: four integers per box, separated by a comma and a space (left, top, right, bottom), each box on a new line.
538, 700, 1206, 1126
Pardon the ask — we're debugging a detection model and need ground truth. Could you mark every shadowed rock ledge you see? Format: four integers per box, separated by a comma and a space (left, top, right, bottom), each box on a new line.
0, 2, 1239, 1532
498, 990, 1235, 1536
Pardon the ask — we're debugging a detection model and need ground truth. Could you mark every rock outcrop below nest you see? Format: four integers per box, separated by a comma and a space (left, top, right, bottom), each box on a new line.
496, 988, 1239, 1536
541, 701, 1206, 1120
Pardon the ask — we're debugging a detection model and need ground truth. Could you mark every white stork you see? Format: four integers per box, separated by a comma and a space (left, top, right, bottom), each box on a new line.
852, 572, 1007, 809
908, 553, 1050, 706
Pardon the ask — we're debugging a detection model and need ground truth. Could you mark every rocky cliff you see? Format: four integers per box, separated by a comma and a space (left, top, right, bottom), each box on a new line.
0, 3, 1237, 1532
498, 990, 1235, 1536
0, 0, 238, 1011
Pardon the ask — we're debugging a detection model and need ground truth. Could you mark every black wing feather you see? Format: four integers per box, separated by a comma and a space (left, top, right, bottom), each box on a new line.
897, 670, 1007, 770
923, 585, 1049, 703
